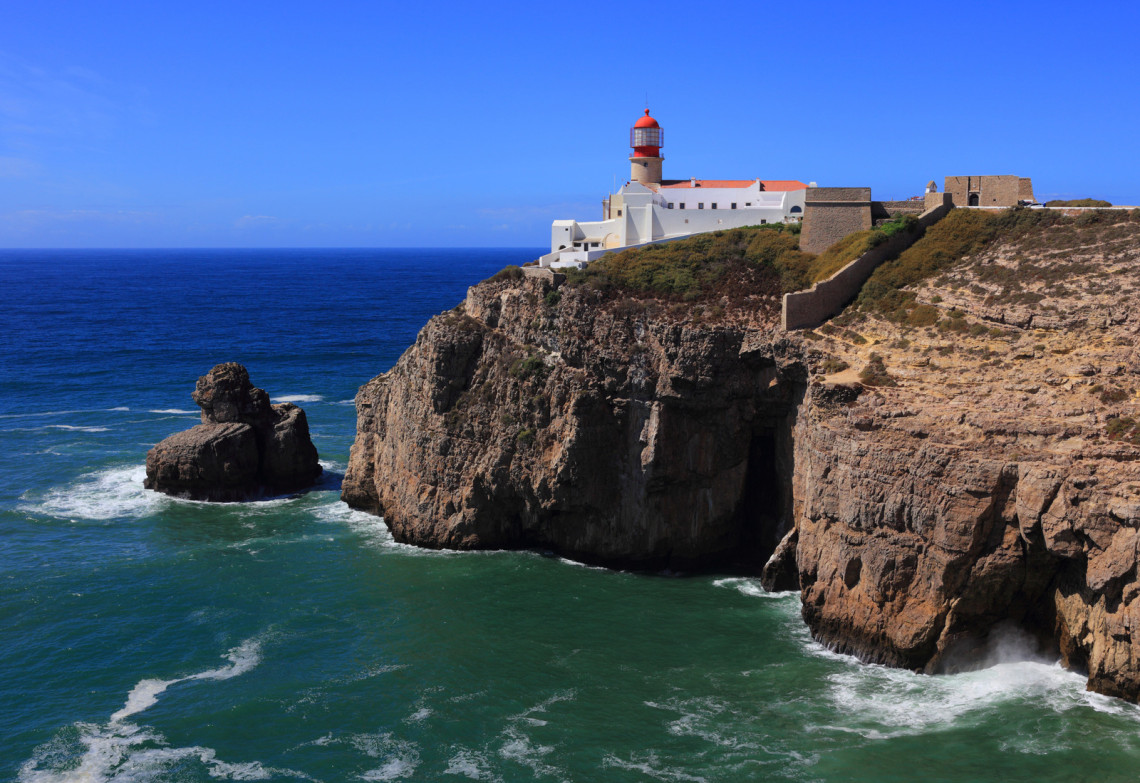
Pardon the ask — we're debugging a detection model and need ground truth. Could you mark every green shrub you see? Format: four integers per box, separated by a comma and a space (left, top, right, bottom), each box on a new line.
1100, 387, 1131, 404
1045, 199, 1112, 208
820, 357, 850, 374
859, 354, 897, 387
562, 223, 816, 298
509, 353, 548, 381
516, 428, 536, 445
490, 265, 525, 282
544, 289, 562, 307
906, 304, 940, 326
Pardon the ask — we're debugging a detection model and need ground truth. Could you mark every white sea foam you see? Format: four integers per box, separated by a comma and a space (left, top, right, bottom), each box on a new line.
645, 696, 756, 751
497, 728, 560, 779
406, 707, 432, 722
352, 733, 421, 780
815, 651, 1140, 743
444, 749, 499, 780
109, 679, 171, 724
111, 639, 261, 723
109, 407, 130, 411
711, 577, 797, 600
46, 424, 111, 432
26, 465, 162, 521
18, 639, 300, 783
273, 394, 324, 403
147, 408, 195, 415
602, 751, 710, 783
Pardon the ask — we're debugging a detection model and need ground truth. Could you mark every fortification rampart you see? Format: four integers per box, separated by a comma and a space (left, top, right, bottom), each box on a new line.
872, 201, 926, 222
782, 194, 953, 331
800, 187, 872, 254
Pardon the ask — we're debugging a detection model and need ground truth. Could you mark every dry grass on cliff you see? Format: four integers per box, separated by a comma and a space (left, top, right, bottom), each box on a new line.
809, 215, 920, 284
562, 224, 816, 301
855, 207, 1140, 319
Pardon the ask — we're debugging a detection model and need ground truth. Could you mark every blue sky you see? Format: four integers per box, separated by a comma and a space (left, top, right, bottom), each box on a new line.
2, 1, 1137, 248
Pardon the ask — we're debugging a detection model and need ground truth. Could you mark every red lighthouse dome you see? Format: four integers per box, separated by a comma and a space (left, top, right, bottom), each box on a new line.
630, 109, 663, 158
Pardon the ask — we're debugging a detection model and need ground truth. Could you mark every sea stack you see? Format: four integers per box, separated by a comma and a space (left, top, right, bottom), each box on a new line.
145, 363, 322, 501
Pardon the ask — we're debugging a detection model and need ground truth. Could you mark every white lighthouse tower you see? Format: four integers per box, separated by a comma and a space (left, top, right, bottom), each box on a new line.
629, 109, 663, 187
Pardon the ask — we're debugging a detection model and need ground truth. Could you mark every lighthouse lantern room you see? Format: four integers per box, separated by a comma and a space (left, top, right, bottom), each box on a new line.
629, 109, 663, 187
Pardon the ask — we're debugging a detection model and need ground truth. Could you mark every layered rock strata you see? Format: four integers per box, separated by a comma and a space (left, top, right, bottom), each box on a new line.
343, 273, 804, 569
345, 213, 1140, 701
146, 363, 321, 501
789, 213, 1140, 698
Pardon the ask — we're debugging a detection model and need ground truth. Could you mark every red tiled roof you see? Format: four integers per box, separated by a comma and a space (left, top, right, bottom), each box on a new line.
659, 179, 808, 191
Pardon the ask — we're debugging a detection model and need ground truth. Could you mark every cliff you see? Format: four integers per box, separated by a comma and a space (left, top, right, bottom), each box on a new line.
342, 254, 807, 569
344, 211, 1140, 701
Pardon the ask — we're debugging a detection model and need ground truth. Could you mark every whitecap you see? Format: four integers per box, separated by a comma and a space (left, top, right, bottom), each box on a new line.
406, 707, 432, 723
46, 424, 111, 432
148, 408, 196, 414
109, 407, 130, 412
273, 394, 324, 403
25, 465, 161, 521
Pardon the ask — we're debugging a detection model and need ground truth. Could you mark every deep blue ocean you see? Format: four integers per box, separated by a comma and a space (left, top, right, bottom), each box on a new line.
4, 248, 1140, 782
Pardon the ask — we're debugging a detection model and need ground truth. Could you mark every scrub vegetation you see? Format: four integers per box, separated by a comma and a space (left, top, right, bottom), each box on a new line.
562, 223, 815, 300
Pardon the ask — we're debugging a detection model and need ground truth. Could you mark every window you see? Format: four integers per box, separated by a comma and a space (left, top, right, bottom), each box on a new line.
617, 209, 622, 216
790, 205, 802, 214
745, 202, 752, 207
731, 203, 737, 209
698, 203, 704, 209
711, 203, 717, 210
760, 219, 767, 224
667, 203, 674, 209
679, 203, 685, 210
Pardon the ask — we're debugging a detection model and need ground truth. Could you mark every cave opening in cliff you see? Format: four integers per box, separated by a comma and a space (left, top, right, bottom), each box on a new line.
738, 425, 792, 568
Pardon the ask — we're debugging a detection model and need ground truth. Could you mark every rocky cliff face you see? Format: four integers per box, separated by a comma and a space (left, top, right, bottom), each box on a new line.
787, 212, 1140, 698
344, 213, 1140, 701
343, 267, 806, 569
146, 363, 322, 501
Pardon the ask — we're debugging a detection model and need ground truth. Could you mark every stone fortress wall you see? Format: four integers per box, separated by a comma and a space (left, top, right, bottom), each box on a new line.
782, 192, 953, 331
945, 175, 1035, 207
799, 188, 873, 255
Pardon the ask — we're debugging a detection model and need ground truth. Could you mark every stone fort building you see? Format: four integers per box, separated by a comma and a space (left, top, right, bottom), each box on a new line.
945, 175, 1034, 207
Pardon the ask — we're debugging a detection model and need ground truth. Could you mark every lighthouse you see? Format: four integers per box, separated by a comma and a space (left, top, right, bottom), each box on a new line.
629, 109, 663, 187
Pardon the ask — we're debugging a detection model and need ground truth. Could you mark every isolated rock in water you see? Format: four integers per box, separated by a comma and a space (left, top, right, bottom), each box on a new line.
145, 363, 321, 501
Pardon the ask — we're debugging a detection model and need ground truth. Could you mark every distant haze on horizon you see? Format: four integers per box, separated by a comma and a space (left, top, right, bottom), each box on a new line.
2, 1, 1138, 249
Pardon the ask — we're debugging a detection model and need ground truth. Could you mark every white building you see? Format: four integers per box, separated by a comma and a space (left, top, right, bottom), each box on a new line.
541, 110, 808, 268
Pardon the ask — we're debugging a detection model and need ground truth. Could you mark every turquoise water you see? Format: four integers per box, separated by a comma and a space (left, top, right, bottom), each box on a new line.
4, 249, 1140, 782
